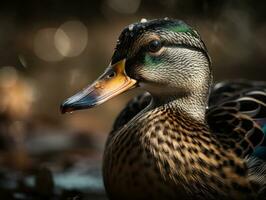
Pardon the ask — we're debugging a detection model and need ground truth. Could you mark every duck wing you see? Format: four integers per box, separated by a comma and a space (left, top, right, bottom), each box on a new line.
207, 80, 266, 159
111, 92, 151, 133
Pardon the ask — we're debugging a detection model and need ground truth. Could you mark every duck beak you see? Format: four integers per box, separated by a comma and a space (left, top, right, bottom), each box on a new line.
60, 59, 137, 113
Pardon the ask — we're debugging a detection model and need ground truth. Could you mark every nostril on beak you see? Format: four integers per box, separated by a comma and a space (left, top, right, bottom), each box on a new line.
107, 71, 116, 79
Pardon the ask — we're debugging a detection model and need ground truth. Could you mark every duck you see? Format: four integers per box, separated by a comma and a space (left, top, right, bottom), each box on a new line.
60, 18, 266, 200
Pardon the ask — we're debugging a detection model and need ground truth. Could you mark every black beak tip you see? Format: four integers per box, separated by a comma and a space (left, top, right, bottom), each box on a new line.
60, 104, 66, 114
60, 95, 97, 114
60, 101, 73, 114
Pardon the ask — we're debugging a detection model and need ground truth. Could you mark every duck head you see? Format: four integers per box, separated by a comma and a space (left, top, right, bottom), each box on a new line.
61, 18, 212, 115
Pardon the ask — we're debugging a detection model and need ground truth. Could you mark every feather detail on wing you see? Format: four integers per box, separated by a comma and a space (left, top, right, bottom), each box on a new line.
207, 80, 266, 159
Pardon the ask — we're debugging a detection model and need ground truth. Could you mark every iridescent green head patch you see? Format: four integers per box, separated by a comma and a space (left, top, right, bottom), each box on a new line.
144, 54, 162, 67
164, 21, 198, 37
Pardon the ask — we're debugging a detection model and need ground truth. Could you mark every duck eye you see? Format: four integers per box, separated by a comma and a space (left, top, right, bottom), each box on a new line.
148, 40, 162, 53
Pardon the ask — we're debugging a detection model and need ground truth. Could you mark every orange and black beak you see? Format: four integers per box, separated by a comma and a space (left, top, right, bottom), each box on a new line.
60, 59, 137, 113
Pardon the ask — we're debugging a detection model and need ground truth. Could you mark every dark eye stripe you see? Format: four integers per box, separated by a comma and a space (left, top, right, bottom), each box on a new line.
163, 42, 209, 58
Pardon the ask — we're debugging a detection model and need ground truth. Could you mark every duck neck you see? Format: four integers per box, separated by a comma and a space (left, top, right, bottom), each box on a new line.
150, 90, 210, 123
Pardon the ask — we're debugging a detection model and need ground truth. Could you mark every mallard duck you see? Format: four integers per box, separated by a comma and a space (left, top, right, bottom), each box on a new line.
60, 18, 266, 200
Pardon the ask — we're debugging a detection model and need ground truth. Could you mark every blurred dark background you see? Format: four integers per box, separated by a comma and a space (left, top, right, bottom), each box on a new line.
0, 0, 265, 199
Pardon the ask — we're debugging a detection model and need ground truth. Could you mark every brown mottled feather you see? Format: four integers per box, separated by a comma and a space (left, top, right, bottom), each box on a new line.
104, 80, 266, 200
207, 80, 266, 157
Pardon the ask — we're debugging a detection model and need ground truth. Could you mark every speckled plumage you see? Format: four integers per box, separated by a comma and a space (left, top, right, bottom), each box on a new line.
102, 20, 266, 199
104, 88, 266, 200
61, 18, 266, 200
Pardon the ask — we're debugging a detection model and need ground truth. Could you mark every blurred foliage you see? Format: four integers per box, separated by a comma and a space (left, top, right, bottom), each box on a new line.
0, 0, 265, 199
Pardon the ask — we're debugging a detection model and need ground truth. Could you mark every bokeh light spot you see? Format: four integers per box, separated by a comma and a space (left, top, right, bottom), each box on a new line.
0, 66, 18, 88
54, 29, 71, 57
55, 20, 88, 57
107, 0, 141, 14
33, 28, 64, 62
